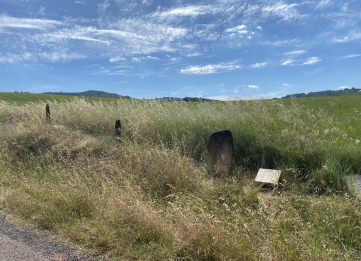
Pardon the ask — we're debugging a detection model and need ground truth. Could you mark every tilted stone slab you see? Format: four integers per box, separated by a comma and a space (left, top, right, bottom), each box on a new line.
208, 130, 234, 174
346, 175, 361, 196
255, 168, 281, 185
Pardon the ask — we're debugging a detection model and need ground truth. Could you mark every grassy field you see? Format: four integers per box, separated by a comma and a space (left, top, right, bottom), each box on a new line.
0, 93, 361, 260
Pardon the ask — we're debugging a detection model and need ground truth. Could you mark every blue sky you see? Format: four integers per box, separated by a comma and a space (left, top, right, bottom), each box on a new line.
0, 0, 360, 100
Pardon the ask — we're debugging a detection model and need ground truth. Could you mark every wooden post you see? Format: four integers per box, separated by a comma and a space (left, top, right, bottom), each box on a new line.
208, 130, 234, 175
115, 119, 121, 137
46, 103, 51, 123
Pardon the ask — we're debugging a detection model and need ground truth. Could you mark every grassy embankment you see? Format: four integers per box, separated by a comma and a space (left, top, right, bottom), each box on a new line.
0, 92, 361, 260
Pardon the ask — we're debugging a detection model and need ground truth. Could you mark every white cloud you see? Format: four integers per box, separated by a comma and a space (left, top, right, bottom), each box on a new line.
0, 55, 20, 63
283, 50, 307, 56
131, 56, 159, 63
187, 53, 202, 57
154, 5, 215, 18
0, 15, 61, 30
225, 25, 247, 33
33, 27, 111, 44
0, 53, 35, 63
181, 61, 242, 75
332, 32, 361, 43
332, 36, 349, 43
262, 3, 303, 21
146, 56, 160, 61
248, 85, 258, 88
281, 59, 294, 66
339, 86, 349, 89
283, 83, 292, 86
342, 54, 361, 59
303, 57, 321, 65
109, 57, 126, 62
249, 62, 267, 68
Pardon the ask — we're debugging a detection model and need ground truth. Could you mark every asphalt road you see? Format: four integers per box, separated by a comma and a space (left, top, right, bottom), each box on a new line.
0, 213, 103, 261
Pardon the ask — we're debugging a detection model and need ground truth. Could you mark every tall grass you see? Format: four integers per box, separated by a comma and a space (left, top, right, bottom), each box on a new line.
0, 96, 361, 260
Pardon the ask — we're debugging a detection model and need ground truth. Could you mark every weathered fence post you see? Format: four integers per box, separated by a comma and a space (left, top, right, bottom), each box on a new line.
46, 103, 51, 123
115, 119, 121, 137
208, 130, 234, 174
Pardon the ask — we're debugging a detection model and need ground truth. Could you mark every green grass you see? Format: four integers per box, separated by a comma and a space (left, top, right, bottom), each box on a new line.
0, 94, 361, 260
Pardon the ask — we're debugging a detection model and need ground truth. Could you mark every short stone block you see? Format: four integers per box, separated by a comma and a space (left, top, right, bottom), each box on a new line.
255, 168, 281, 185
346, 175, 361, 196
208, 130, 234, 174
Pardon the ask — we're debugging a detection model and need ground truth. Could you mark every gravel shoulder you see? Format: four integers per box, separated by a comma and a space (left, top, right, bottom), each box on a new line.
0, 212, 105, 261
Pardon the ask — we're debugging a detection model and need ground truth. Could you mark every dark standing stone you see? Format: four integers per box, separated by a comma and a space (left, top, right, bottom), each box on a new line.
208, 130, 234, 174
46, 104, 51, 123
115, 120, 121, 137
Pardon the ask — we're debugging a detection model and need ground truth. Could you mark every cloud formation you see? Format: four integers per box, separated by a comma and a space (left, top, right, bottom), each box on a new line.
249, 62, 267, 68
281, 59, 294, 66
0, 0, 359, 91
181, 61, 242, 75
283, 50, 307, 56
154, 5, 215, 18
303, 57, 321, 65
342, 54, 361, 59
0, 15, 61, 30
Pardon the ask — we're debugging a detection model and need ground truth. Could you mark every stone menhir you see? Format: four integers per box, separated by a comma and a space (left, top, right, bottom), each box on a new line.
115, 120, 121, 137
46, 103, 51, 123
208, 130, 234, 174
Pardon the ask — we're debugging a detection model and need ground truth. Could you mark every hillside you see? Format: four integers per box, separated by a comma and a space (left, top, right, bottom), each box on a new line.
1, 96, 361, 260
154, 96, 214, 102
42, 91, 213, 102
43, 90, 131, 99
0, 92, 124, 105
282, 87, 360, 98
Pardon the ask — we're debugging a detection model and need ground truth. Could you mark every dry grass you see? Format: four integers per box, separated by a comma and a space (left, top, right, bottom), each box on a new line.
0, 97, 361, 260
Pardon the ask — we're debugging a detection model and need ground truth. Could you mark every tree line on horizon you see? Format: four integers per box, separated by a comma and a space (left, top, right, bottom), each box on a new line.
42, 87, 360, 100
282, 87, 360, 98
43, 90, 131, 99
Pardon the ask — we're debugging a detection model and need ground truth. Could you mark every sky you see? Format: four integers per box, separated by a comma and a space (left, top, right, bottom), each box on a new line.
0, 0, 360, 100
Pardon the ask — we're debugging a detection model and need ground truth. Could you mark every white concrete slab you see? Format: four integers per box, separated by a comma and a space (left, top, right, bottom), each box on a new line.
346, 175, 361, 196
255, 168, 281, 185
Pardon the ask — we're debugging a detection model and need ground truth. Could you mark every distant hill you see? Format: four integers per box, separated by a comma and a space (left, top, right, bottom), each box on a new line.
154, 97, 214, 102
43, 90, 131, 99
282, 87, 360, 98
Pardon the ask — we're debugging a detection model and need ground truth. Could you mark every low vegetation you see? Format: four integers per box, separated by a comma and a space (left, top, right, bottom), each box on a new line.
0, 95, 360, 260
